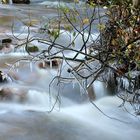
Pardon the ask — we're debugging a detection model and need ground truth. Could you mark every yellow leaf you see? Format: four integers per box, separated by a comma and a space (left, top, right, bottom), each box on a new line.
83, 18, 89, 25
111, 39, 118, 46
128, 45, 132, 49
74, 0, 79, 3
24, 19, 38, 27
103, 6, 108, 9
97, 24, 105, 30
88, 2, 96, 7
64, 25, 73, 31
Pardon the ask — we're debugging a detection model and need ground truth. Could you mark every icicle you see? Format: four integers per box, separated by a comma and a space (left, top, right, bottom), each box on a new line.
82, 80, 86, 90
42, 60, 45, 68
49, 59, 52, 69
68, 71, 71, 78
80, 85, 83, 96
49, 93, 52, 110
79, 81, 85, 96
29, 61, 33, 72
105, 82, 108, 88
72, 80, 76, 89
16, 61, 19, 72
123, 78, 129, 90
12, 64, 15, 71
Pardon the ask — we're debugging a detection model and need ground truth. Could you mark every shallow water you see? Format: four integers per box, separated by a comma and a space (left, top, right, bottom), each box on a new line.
0, 52, 139, 140
0, 96, 140, 140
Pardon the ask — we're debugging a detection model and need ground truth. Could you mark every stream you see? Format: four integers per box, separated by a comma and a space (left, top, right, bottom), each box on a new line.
0, 1, 140, 140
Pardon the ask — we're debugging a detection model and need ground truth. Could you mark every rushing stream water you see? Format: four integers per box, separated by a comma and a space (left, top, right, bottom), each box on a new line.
0, 1, 140, 140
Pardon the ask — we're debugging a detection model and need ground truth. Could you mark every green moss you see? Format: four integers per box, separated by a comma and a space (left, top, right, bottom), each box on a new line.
27, 46, 39, 53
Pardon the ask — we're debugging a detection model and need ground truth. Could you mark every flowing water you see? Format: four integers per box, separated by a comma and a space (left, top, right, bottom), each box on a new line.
0, 1, 140, 140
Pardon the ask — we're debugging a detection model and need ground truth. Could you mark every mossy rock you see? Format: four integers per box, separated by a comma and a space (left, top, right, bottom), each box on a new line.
27, 46, 39, 53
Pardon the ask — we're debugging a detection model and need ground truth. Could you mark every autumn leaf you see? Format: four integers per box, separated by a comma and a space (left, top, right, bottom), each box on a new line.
97, 24, 105, 30
64, 25, 73, 31
111, 39, 118, 46
74, 0, 79, 3
23, 19, 38, 27
83, 18, 89, 25
127, 45, 132, 50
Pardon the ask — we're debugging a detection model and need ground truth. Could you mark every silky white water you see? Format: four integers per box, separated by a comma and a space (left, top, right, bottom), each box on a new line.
0, 46, 140, 140
0, 1, 140, 140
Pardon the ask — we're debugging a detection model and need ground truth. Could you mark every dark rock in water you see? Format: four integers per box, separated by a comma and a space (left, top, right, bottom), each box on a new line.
12, 0, 30, 4
2, 0, 30, 4
38, 59, 60, 69
1, 38, 12, 44
0, 88, 13, 100
46, 59, 60, 67
0, 87, 27, 102
0, 38, 12, 50
0, 38, 14, 53
0, 71, 8, 83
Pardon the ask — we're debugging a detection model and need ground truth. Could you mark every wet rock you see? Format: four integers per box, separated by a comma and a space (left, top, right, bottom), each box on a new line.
0, 38, 12, 50
0, 38, 13, 53
38, 59, 60, 69
26, 46, 39, 53
0, 87, 27, 102
0, 71, 8, 83
1, 38, 12, 44
0, 88, 13, 100
12, 0, 30, 4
